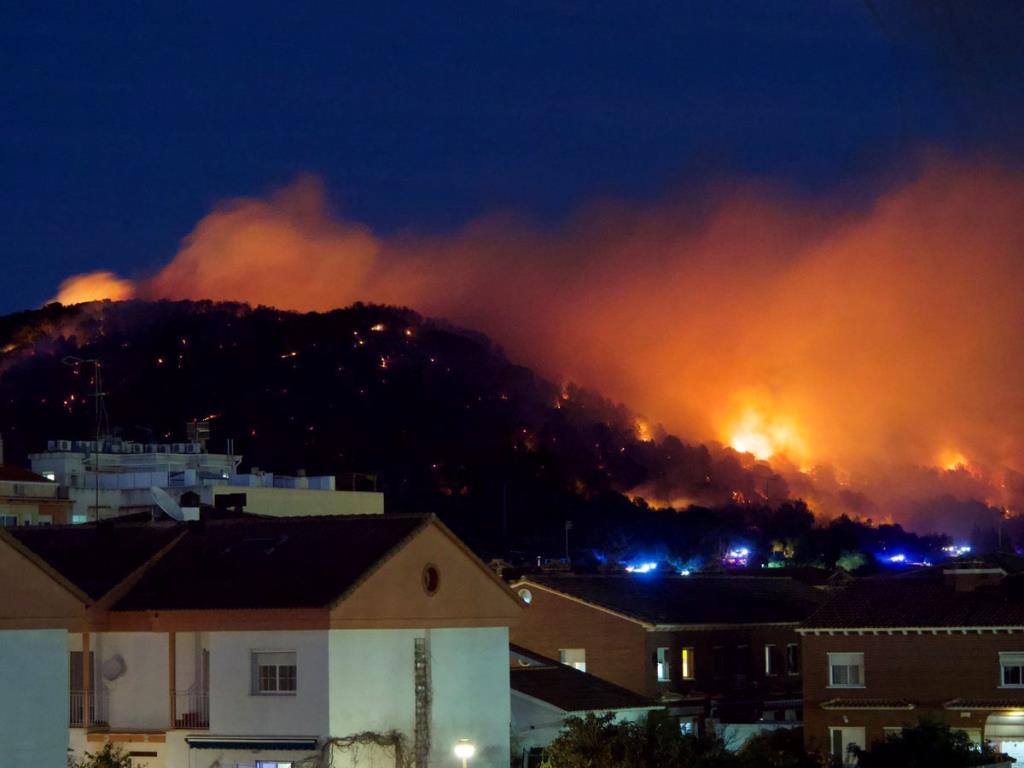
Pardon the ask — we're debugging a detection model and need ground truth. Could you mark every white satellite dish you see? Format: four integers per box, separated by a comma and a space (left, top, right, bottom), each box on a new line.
102, 654, 127, 682
151, 486, 185, 522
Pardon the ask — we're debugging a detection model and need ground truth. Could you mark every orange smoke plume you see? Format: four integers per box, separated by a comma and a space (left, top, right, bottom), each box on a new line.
52, 271, 135, 305
55, 157, 1024, 522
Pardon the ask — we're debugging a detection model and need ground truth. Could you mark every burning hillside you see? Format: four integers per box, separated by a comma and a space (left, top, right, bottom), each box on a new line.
47, 158, 1024, 533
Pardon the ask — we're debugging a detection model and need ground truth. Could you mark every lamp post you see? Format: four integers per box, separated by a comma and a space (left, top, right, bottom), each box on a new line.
61, 356, 103, 522
453, 739, 476, 768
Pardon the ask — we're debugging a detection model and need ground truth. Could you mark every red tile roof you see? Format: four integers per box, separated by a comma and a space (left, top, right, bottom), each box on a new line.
510, 645, 657, 713
522, 574, 825, 625
801, 567, 1024, 629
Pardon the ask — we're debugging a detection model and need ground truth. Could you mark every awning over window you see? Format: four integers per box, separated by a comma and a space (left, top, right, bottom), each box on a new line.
185, 736, 318, 750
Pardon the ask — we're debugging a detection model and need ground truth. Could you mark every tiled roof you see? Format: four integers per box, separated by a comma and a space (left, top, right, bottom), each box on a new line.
821, 699, 916, 710
510, 652, 657, 712
944, 699, 1024, 710
113, 514, 429, 610
522, 574, 825, 625
0, 465, 52, 483
9, 522, 182, 599
801, 568, 1024, 629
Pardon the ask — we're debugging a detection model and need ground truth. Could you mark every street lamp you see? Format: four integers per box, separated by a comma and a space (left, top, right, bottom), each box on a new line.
61, 356, 104, 522
453, 739, 476, 768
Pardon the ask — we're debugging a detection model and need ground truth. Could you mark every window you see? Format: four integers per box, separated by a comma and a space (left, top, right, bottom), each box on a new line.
256, 763, 294, 768
828, 652, 864, 688
679, 718, 696, 736
71, 514, 89, 525
735, 645, 750, 679
680, 647, 694, 680
656, 647, 670, 681
786, 643, 800, 675
829, 726, 865, 766
251, 651, 297, 694
1000, 652, 1024, 687
0, 515, 17, 527
559, 648, 586, 672
765, 644, 779, 676
42, 471, 56, 482
713, 646, 727, 679
37, 514, 52, 526
421, 564, 440, 595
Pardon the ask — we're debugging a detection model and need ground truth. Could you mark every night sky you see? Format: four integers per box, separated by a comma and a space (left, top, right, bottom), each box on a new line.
3, 1, 1022, 313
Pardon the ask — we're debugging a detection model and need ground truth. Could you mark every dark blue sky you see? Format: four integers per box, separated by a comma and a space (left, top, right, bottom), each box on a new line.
2, 1, 1022, 313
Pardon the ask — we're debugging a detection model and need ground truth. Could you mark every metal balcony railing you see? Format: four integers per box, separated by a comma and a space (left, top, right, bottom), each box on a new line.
174, 688, 210, 729
69, 688, 109, 727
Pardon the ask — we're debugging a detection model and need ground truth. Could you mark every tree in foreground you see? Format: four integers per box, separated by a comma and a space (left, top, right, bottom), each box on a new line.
69, 743, 140, 768
851, 720, 1007, 768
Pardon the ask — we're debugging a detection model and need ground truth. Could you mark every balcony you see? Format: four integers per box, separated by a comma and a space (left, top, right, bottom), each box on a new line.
174, 688, 210, 729
69, 688, 109, 728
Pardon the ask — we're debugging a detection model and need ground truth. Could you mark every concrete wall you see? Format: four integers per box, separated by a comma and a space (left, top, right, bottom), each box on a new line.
92, 632, 171, 730
326, 627, 511, 768
431, 627, 511, 768
208, 630, 330, 737
0, 629, 68, 768
212, 485, 383, 517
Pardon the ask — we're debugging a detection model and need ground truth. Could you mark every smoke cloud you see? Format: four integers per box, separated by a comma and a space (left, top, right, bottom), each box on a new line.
53, 159, 1024, 529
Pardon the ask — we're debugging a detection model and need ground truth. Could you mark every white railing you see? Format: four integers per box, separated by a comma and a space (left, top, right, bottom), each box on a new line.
174, 688, 210, 729
69, 688, 108, 727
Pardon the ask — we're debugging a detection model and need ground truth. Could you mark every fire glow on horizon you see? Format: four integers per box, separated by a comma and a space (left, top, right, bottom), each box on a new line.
47, 159, 1024, 522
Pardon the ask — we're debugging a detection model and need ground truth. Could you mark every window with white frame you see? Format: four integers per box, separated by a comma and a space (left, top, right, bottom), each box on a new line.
656, 647, 670, 681
680, 647, 694, 680
559, 648, 586, 672
829, 726, 865, 765
251, 651, 297, 694
786, 642, 800, 675
828, 652, 864, 688
1000, 652, 1024, 687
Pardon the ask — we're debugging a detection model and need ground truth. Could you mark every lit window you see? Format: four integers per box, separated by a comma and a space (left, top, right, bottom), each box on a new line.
251, 651, 297, 694
681, 648, 694, 680
830, 727, 865, 765
786, 643, 800, 675
42, 472, 56, 482
71, 514, 89, 525
559, 648, 586, 672
765, 644, 779, 676
1000, 652, 1024, 687
828, 652, 864, 688
656, 647, 670, 681
256, 763, 294, 768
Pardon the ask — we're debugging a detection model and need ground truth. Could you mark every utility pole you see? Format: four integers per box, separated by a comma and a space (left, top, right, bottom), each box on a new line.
564, 520, 572, 562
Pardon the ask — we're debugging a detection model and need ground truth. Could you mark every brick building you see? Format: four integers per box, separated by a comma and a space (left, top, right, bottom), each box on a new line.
800, 562, 1024, 764
510, 573, 824, 737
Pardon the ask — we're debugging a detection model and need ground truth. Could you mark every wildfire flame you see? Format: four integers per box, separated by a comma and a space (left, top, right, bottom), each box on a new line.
43, 159, 1024, 525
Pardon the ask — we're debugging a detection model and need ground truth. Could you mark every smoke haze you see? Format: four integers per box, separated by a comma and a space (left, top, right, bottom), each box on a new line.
53, 158, 1024, 529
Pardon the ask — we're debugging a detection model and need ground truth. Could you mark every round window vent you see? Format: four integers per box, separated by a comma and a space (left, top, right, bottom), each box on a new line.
518, 588, 533, 605
422, 564, 441, 595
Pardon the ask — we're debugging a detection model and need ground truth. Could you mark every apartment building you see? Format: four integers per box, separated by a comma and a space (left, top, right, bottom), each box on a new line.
510, 574, 823, 739
0, 513, 522, 768
30, 439, 382, 522
0, 465, 73, 526
799, 562, 1024, 765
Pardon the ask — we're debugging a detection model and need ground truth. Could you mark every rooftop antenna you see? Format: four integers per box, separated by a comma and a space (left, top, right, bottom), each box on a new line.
62, 356, 105, 521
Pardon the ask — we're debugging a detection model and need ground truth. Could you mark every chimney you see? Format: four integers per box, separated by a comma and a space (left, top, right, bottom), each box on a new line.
944, 566, 1007, 592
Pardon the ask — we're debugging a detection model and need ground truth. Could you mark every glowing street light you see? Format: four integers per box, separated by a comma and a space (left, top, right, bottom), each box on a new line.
454, 739, 476, 768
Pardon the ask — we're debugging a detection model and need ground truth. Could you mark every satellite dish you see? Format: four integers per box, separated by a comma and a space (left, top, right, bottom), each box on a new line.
102, 654, 127, 682
151, 486, 185, 521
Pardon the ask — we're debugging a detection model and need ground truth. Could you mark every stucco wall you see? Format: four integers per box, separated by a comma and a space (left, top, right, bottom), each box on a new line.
211, 485, 384, 517
93, 632, 171, 730
0, 629, 69, 768
208, 630, 329, 737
